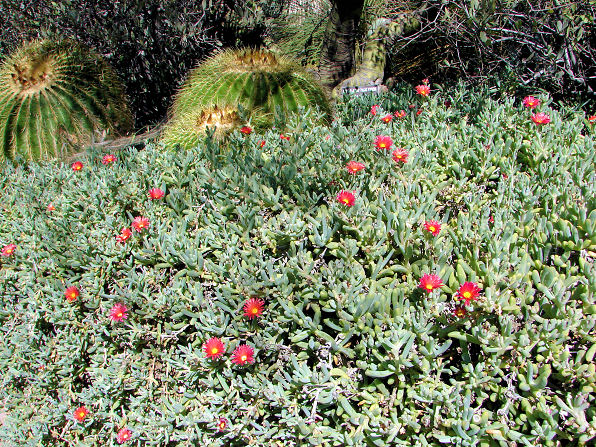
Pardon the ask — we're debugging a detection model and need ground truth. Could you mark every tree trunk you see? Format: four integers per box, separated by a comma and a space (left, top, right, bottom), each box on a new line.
317, 0, 365, 90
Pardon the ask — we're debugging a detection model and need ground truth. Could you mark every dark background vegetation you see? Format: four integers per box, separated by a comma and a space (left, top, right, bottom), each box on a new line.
1, 0, 594, 129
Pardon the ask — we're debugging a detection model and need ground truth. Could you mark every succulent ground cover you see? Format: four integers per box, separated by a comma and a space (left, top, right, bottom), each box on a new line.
0, 84, 595, 446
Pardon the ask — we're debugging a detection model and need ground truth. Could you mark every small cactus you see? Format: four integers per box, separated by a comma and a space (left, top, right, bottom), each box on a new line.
164, 48, 331, 146
0, 40, 132, 162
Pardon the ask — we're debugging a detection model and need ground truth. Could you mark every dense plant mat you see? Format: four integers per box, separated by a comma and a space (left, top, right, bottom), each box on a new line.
0, 39, 132, 162
0, 85, 595, 445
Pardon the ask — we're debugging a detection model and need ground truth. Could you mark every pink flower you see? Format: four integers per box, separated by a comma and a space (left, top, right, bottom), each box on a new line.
109, 303, 128, 322
217, 417, 228, 431
280, 134, 290, 141
381, 113, 393, 124
47, 203, 56, 211
243, 298, 265, 319
73, 406, 89, 422
419, 274, 443, 293
71, 161, 83, 171
394, 110, 406, 118
374, 135, 393, 151
132, 216, 149, 232
370, 104, 379, 116
116, 427, 132, 444
531, 112, 550, 125
203, 337, 225, 360
240, 126, 252, 135
346, 161, 365, 174
116, 227, 132, 243
391, 148, 409, 164
415, 84, 430, 96
65, 286, 80, 303
148, 188, 165, 200
588, 115, 596, 123
336, 190, 356, 207
522, 96, 540, 109
1, 244, 16, 257
423, 220, 441, 236
259, 140, 266, 147
455, 282, 481, 306
231, 344, 255, 365
102, 154, 116, 165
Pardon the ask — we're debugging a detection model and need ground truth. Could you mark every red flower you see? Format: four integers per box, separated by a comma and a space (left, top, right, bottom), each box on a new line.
394, 110, 406, 118
280, 134, 290, 140
203, 337, 225, 360
148, 188, 165, 200
455, 282, 481, 306
47, 203, 56, 211
453, 307, 467, 318
370, 104, 379, 116
116, 428, 132, 444
346, 161, 365, 174
416, 109, 423, 116
531, 112, 550, 125
132, 216, 149, 232
419, 274, 443, 293
243, 298, 265, 319
588, 115, 596, 123
102, 154, 116, 165
65, 286, 80, 303
71, 161, 83, 171
259, 140, 266, 147
1, 243, 16, 257
109, 303, 128, 322
422, 78, 429, 85
217, 417, 228, 431
116, 227, 132, 243
381, 113, 393, 123
374, 135, 393, 151
415, 84, 430, 96
73, 406, 89, 422
522, 96, 540, 109
391, 148, 408, 164
489, 215, 494, 224
336, 190, 355, 207
423, 220, 441, 236
240, 126, 252, 135
231, 344, 255, 365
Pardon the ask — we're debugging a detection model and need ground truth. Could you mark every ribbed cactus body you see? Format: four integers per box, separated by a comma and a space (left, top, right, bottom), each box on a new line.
164, 49, 331, 146
0, 40, 132, 162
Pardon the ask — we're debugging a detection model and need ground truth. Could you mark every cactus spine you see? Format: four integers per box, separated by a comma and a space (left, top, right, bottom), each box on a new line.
0, 40, 133, 162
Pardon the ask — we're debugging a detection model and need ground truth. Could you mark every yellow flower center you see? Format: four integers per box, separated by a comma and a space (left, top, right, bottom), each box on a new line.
426, 284, 433, 290
211, 347, 219, 354
379, 143, 386, 148
252, 308, 258, 314
463, 291, 471, 298
117, 312, 123, 318
241, 355, 247, 361
429, 226, 435, 232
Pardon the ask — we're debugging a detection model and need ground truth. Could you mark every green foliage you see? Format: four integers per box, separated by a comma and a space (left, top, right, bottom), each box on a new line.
1, 84, 595, 445
162, 48, 332, 149
0, 39, 132, 163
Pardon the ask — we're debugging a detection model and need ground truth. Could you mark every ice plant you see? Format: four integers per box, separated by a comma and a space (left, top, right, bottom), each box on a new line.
109, 303, 128, 322
374, 135, 393, 151
217, 418, 228, 431
47, 203, 56, 211
132, 216, 149, 232
522, 96, 540, 109
231, 344, 255, 365
280, 134, 290, 140
116, 428, 132, 444
453, 307, 467, 318
419, 274, 443, 293
531, 112, 551, 125
73, 406, 89, 422
243, 298, 265, 319
116, 227, 132, 243
336, 190, 355, 207
455, 282, 481, 306
423, 220, 441, 236
346, 161, 365, 174
148, 188, 165, 200
203, 337, 225, 360
370, 104, 379, 116
381, 113, 392, 123
71, 161, 83, 171
415, 84, 430, 96
240, 126, 252, 135
392, 148, 408, 164
394, 110, 406, 118
102, 154, 116, 165
1, 243, 16, 257
259, 140, 266, 147
65, 286, 80, 303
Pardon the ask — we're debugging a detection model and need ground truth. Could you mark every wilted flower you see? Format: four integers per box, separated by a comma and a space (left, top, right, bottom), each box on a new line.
419, 274, 443, 293
217, 417, 228, 431
1, 243, 16, 257
148, 188, 165, 200
346, 161, 365, 174
455, 282, 481, 306
243, 298, 265, 319
336, 190, 356, 207
231, 344, 255, 365
423, 220, 441, 236
381, 113, 393, 123
531, 112, 551, 125
259, 140, 266, 147
392, 148, 409, 164
71, 161, 83, 171
116, 227, 132, 243
416, 109, 423, 116
240, 126, 252, 135
116, 428, 132, 444
203, 337, 225, 360
109, 303, 128, 322
394, 110, 406, 118
65, 286, 80, 303
453, 307, 467, 318
73, 406, 89, 422
132, 216, 149, 232
374, 135, 393, 151
522, 96, 540, 109
370, 104, 379, 116
415, 84, 430, 96
102, 154, 116, 165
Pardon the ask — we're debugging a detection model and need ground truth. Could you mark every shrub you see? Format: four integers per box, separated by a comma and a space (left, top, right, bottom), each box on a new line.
0, 39, 132, 162
0, 84, 595, 445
